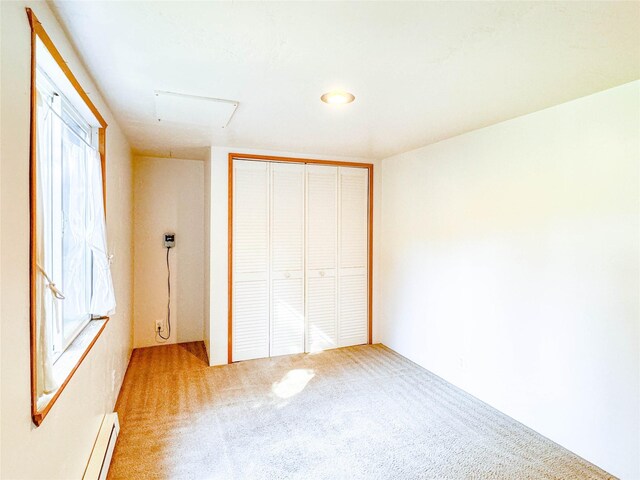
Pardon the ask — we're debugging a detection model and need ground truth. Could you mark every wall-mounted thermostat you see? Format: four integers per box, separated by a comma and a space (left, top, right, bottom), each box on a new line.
164, 233, 176, 248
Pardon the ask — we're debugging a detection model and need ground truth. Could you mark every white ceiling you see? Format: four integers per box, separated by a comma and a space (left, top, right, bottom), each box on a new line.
50, 1, 639, 160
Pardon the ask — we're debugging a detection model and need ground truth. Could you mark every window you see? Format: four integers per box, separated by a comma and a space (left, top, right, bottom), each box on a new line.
28, 8, 115, 426
37, 69, 98, 359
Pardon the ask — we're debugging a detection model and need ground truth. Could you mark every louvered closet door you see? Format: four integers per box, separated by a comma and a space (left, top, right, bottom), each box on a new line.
270, 162, 305, 357
305, 165, 338, 352
338, 167, 369, 347
232, 160, 270, 361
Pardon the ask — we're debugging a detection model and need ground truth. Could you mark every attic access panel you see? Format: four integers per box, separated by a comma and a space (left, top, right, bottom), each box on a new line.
155, 90, 238, 128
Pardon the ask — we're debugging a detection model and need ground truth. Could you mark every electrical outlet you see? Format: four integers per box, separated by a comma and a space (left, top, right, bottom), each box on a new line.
155, 319, 163, 332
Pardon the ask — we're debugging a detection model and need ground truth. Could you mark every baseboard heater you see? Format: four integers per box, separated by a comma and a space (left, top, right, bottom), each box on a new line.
83, 413, 120, 480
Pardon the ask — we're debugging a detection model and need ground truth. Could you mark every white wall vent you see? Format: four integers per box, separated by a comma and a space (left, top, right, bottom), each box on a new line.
155, 90, 238, 128
83, 413, 120, 480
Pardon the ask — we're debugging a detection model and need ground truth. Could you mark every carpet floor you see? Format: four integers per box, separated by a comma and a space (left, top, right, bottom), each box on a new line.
108, 342, 614, 480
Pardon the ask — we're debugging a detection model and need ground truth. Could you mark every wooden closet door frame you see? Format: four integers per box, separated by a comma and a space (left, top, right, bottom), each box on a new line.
228, 153, 373, 363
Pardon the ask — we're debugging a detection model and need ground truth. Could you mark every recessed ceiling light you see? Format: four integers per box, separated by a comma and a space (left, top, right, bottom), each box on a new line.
321, 91, 355, 105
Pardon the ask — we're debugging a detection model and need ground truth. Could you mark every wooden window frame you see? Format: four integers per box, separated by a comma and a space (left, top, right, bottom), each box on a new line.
27, 8, 109, 426
227, 153, 374, 364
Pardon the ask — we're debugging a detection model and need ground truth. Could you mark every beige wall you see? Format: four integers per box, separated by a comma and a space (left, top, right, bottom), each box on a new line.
0, 1, 134, 478
206, 147, 380, 366
203, 153, 211, 359
133, 156, 204, 348
378, 80, 639, 478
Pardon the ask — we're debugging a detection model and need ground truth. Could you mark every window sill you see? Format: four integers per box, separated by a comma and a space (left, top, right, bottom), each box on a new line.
52, 318, 107, 382
33, 318, 108, 425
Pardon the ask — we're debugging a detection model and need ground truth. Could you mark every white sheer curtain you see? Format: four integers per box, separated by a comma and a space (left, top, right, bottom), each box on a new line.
62, 132, 90, 328
35, 92, 115, 410
87, 147, 116, 316
35, 91, 59, 406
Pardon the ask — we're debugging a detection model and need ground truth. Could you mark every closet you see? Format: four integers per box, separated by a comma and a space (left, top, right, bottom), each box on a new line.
231, 158, 370, 362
